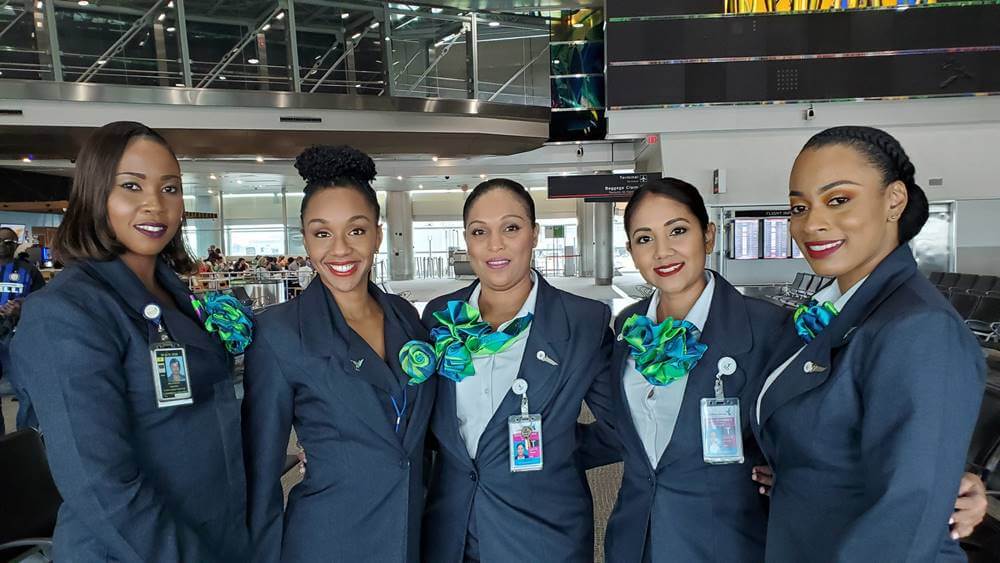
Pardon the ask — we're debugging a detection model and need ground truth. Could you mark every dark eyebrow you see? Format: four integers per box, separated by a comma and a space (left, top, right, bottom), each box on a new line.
347, 215, 372, 223
117, 172, 146, 179
307, 218, 329, 226
789, 180, 862, 197
162, 174, 181, 181
630, 217, 688, 236
466, 214, 526, 227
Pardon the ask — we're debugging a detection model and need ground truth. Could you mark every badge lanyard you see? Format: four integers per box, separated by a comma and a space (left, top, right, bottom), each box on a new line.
390, 387, 408, 434
144, 303, 194, 409
509, 376, 544, 472
700, 357, 744, 464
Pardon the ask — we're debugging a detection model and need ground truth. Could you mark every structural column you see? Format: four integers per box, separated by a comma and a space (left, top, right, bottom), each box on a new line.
594, 201, 614, 286
575, 199, 594, 277
386, 191, 414, 281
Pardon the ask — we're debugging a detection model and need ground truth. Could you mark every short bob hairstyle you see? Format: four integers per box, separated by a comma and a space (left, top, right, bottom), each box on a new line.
55, 121, 194, 274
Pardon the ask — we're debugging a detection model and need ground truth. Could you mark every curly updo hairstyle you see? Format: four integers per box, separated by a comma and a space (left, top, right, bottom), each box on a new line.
801, 126, 929, 244
294, 145, 379, 222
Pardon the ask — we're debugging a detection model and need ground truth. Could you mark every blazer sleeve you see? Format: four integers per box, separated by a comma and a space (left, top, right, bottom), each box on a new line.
11, 296, 216, 562
241, 331, 295, 563
579, 305, 625, 469
834, 310, 986, 561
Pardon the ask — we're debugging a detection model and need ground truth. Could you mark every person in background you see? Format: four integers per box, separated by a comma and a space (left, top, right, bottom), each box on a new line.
232, 257, 249, 273
10, 121, 250, 561
0, 226, 46, 433
287, 256, 301, 272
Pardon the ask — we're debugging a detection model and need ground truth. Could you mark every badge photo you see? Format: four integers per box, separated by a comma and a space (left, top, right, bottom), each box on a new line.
150, 345, 194, 408
508, 414, 543, 472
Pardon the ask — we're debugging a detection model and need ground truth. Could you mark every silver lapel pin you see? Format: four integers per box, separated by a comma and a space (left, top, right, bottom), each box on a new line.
536, 350, 558, 366
803, 361, 827, 374
351, 358, 364, 371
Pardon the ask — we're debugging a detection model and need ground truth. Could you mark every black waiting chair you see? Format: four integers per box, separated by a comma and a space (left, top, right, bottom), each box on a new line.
0, 429, 62, 562
954, 274, 981, 293
966, 296, 1000, 343
949, 293, 981, 321
939, 272, 961, 288
929, 271, 946, 285
970, 276, 999, 295
962, 375, 1000, 562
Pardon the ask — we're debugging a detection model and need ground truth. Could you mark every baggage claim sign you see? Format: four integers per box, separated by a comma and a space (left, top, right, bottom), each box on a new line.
547, 173, 661, 203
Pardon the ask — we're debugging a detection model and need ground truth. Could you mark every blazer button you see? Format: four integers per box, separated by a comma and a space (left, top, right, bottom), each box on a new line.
400, 459, 410, 469
469, 471, 478, 482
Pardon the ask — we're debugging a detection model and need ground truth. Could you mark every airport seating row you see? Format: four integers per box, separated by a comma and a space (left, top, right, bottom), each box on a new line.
929, 272, 1000, 347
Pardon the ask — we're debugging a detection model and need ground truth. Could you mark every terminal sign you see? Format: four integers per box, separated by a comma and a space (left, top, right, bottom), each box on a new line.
547, 172, 661, 201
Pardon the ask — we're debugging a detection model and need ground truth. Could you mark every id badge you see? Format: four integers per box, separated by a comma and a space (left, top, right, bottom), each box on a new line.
150, 343, 193, 408
508, 414, 543, 472
700, 397, 744, 464
0, 282, 24, 294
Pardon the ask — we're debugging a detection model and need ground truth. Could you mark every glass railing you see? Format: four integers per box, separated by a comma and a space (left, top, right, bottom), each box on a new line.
0, 0, 550, 107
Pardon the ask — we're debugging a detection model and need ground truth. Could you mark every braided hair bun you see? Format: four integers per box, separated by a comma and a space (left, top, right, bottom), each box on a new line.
295, 145, 376, 188
803, 125, 928, 243
294, 145, 380, 221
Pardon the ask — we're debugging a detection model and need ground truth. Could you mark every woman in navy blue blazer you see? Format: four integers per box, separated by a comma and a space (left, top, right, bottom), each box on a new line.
242, 146, 435, 562
589, 178, 788, 563
11, 122, 250, 562
752, 126, 987, 562
420, 179, 615, 563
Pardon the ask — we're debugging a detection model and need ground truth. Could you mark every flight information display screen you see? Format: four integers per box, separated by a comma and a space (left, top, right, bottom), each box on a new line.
763, 217, 790, 259
732, 219, 760, 260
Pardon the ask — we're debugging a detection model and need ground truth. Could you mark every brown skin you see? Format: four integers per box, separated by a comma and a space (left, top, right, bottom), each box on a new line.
463, 189, 539, 330
106, 138, 184, 306
755, 143, 986, 538
626, 194, 716, 323
787, 144, 907, 293
302, 187, 385, 359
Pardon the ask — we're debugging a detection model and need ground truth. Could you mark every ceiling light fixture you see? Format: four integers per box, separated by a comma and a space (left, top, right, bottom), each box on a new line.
479, 173, 486, 179
341, 12, 350, 19
157, 12, 166, 21
77, 0, 89, 6
167, 0, 174, 7
166, 26, 175, 32
236, 179, 243, 184
418, 184, 424, 189
21, 156, 32, 163
351, 32, 361, 39
209, 174, 217, 180
256, 155, 264, 163
262, 23, 271, 31
431, 156, 439, 162
248, 58, 260, 64
396, 176, 403, 180
488, 21, 500, 27
276, 11, 285, 20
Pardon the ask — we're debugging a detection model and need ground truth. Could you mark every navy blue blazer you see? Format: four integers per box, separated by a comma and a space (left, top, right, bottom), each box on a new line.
752, 245, 986, 562
597, 272, 788, 563
242, 280, 435, 563
420, 273, 614, 563
10, 258, 249, 562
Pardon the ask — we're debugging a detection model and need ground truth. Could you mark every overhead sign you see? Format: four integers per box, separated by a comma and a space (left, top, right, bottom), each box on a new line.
547, 172, 661, 201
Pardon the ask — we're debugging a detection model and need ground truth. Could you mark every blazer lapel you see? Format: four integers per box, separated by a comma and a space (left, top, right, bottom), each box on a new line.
375, 288, 436, 450
613, 299, 656, 472
299, 282, 404, 452
81, 258, 224, 358
426, 283, 477, 466
657, 275, 753, 469
757, 244, 920, 431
